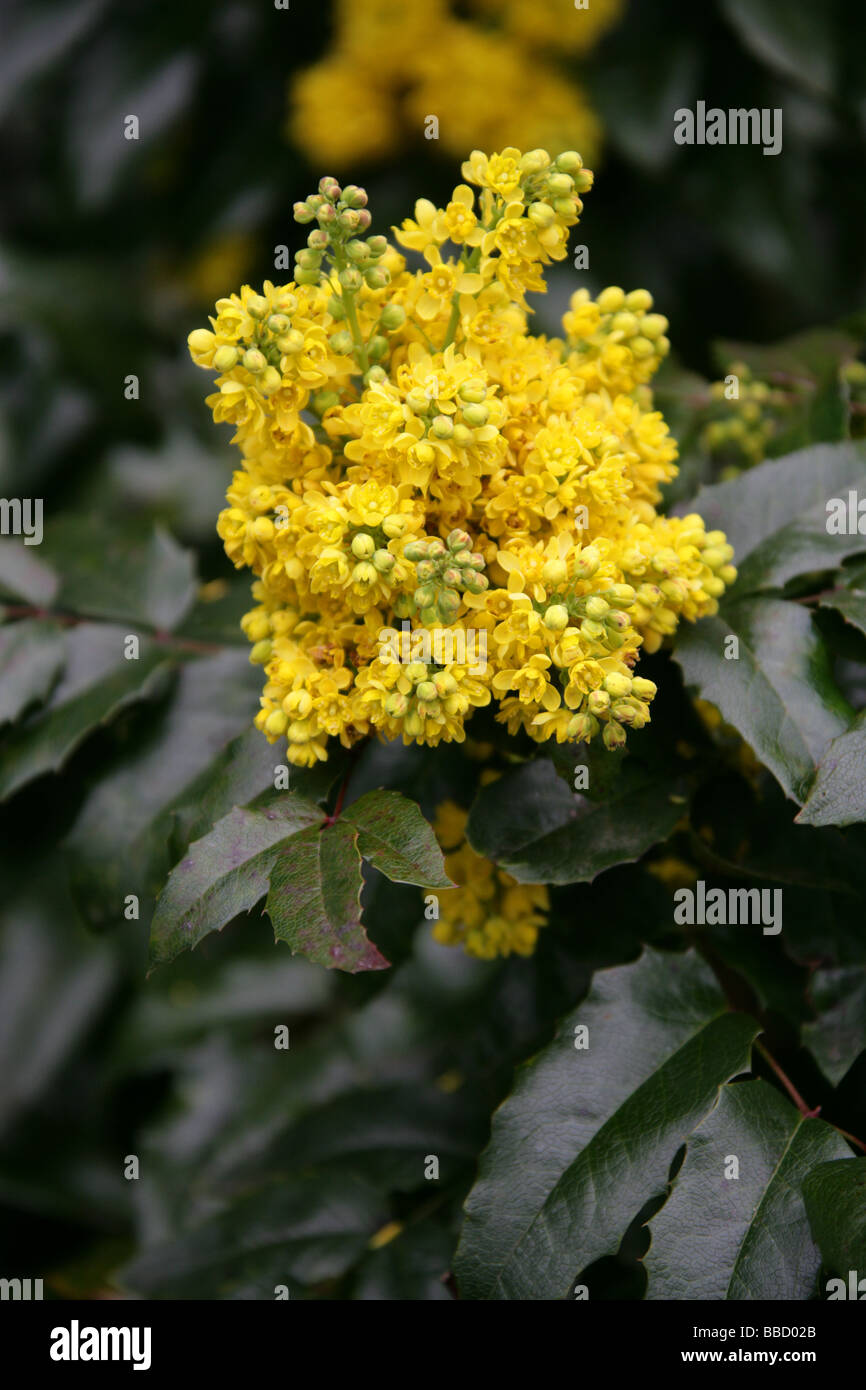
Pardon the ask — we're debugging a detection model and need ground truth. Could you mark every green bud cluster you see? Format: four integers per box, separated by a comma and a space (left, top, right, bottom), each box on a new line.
702, 361, 788, 472
403, 529, 488, 623
404, 377, 492, 442
541, 575, 637, 653
567, 670, 657, 748
518, 150, 593, 227
217, 289, 302, 394
293, 179, 390, 292
348, 527, 396, 584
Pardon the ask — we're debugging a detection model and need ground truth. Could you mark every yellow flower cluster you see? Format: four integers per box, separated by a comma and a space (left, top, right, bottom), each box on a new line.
287, 0, 619, 168
189, 148, 736, 769
432, 802, 549, 958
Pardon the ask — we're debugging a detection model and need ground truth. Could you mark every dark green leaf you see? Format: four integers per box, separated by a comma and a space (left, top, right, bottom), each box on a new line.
803, 1158, 866, 1278
0, 621, 65, 726
149, 794, 323, 970
796, 711, 866, 827
343, 789, 452, 888
267, 821, 388, 973
350, 1221, 454, 1301
803, 968, 866, 1085
720, 0, 835, 96
454, 949, 759, 1300
118, 1173, 384, 1299
466, 757, 684, 885
685, 442, 866, 596
0, 539, 58, 605
64, 650, 260, 928
645, 1079, 850, 1299
0, 624, 171, 801
674, 599, 852, 803
44, 517, 197, 631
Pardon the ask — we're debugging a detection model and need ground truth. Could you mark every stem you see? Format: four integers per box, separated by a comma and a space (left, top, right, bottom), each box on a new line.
332, 249, 369, 373
754, 1038, 815, 1117
441, 295, 461, 350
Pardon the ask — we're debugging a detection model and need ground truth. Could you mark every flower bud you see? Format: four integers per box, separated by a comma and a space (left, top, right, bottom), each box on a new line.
278, 329, 305, 354
339, 267, 363, 292
265, 709, 288, 736
365, 265, 391, 289
259, 366, 282, 394
461, 403, 489, 427
404, 539, 429, 561
329, 330, 354, 355
555, 151, 583, 174
213, 345, 239, 372
380, 304, 406, 332
416, 681, 438, 703
243, 348, 266, 374
247, 295, 269, 320
384, 692, 408, 718
431, 414, 454, 438
188, 328, 215, 355
367, 335, 388, 360
584, 595, 609, 620
603, 672, 632, 699
603, 720, 627, 750
373, 548, 395, 573
351, 532, 375, 559
528, 201, 555, 228
543, 604, 569, 631
341, 185, 368, 208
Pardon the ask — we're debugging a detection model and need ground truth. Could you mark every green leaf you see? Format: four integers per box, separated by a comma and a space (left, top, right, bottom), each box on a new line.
465, 757, 684, 885
350, 1221, 454, 1301
644, 1079, 850, 1299
267, 821, 388, 973
149, 794, 323, 970
796, 711, 866, 827
685, 442, 866, 597
44, 517, 197, 631
720, 0, 835, 96
818, 566, 866, 639
64, 650, 260, 928
803, 968, 866, 1085
118, 1173, 385, 1299
248, 1082, 486, 1191
342, 789, 452, 888
673, 599, 852, 804
0, 539, 58, 605
0, 624, 171, 801
0, 621, 65, 726
803, 1158, 866, 1278
453, 949, 759, 1300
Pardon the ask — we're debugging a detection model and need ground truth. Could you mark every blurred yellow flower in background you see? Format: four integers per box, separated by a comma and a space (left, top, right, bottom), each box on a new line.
287, 0, 624, 168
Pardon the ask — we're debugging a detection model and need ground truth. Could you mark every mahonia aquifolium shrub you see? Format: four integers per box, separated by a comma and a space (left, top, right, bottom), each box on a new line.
188, 147, 737, 780
288, 0, 623, 168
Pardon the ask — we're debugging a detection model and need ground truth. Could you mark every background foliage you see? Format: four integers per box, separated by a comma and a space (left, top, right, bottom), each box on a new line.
1, 0, 866, 1300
